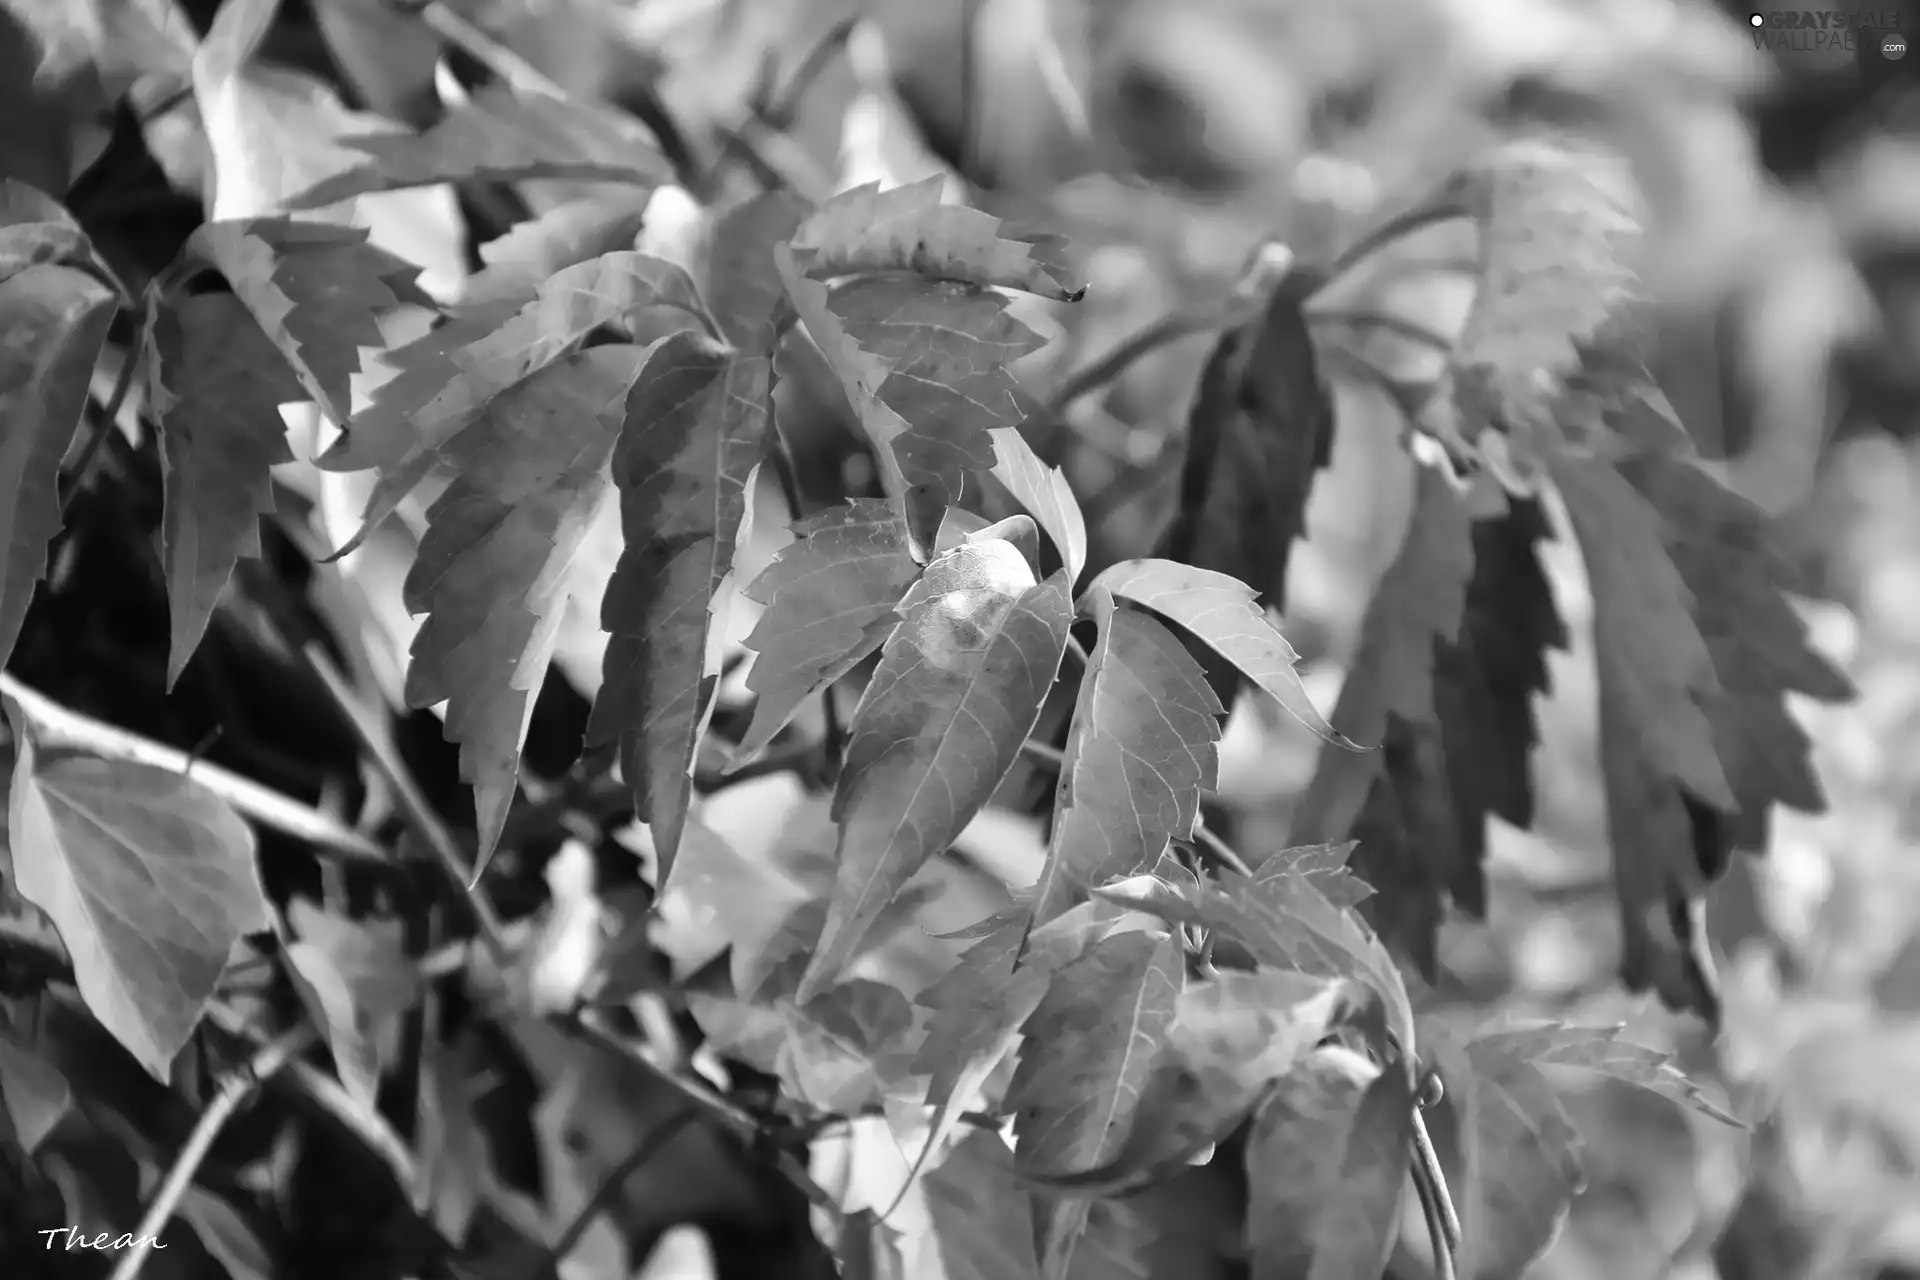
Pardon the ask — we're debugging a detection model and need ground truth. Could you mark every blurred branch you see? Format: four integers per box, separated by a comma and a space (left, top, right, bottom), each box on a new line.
0, 672, 391, 865
527, 1108, 701, 1280
61, 336, 141, 518
108, 1025, 315, 1280
1044, 293, 1262, 416
412, 0, 566, 98
1308, 309, 1454, 354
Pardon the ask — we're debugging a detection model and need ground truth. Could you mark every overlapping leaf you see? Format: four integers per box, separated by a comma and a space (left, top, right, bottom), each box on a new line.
787, 177, 1082, 301
911, 1132, 1048, 1280
736, 499, 919, 758
1293, 467, 1563, 972
1, 180, 119, 287
0, 260, 115, 670
178, 218, 422, 427
1028, 969, 1360, 1197
987, 426, 1087, 585
404, 346, 643, 872
457, 194, 652, 313
1030, 589, 1221, 925
798, 542, 1074, 1001
585, 331, 767, 884
3, 693, 272, 1077
144, 291, 305, 686
287, 81, 669, 208
1007, 930, 1182, 1276
1091, 558, 1346, 746
281, 896, 418, 1110
706, 189, 811, 349
1244, 1045, 1412, 1280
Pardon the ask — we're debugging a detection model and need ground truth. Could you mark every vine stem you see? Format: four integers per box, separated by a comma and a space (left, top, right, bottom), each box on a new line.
108, 1026, 316, 1280
414, 0, 566, 99
526, 1109, 701, 1280
61, 338, 141, 518
1410, 1104, 1464, 1261
0, 673, 389, 864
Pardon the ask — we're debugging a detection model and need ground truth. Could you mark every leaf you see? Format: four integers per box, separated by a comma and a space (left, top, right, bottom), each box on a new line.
1007, 930, 1182, 1276
1292, 469, 1564, 973
1552, 446, 1852, 1014
789, 178, 1083, 301
0, 261, 115, 670
1092, 559, 1348, 747
585, 332, 768, 885
736, 499, 919, 759
1157, 260, 1333, 711
707, 189, 811, 350
1474, 1021, 1740, 1125
459, 193, 653, 313
1, 180, 120, 288
1029, 969, 1360, 1196
1031, 589, 1221, 925
322, 249, 704, 480
798, 546, 1075, 1002
287, 81, 669, 207
3, 693, 272, 1077
281, 897, 418, 1110
179, 217, 421, 427
903, 1131, 1045, 1280
144, 290, 305, 687
1244, 1046, 1412, 1280
175, 1186, 273, 1280
778, 978, 919, 1113
777, 246, 1045, 547
405, 346, 642, 874
1252, 842, 1372, 911
0, 1030, 71, 1153
987, 427, 1087, 585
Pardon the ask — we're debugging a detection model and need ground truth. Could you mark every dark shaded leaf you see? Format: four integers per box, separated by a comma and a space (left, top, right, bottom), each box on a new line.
1031, 588, 1221, 925
797, 548, 1074, 1001
586, 332, 767, 885
287, 82, 669, 207
0, 1029, 70, 1153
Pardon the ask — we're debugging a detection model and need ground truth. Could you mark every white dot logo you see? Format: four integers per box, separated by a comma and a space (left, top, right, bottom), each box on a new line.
1885, 34, 1908, 59
1749, 11, 1764, 25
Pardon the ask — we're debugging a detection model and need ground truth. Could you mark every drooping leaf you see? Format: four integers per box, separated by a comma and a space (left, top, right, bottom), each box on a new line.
3, 693, 273, 1077
287, 81, 669, 207
0, 261, 115, 670
987, 426, 1087, 585
1031, 588, 1221, 925
1156, 255, 1333, 712
1292, 468, 1564, 973
585, 331, 768, 884
405, 346, 643, 874
178, 217, 421, 426
1091, 559, 1347, 747
707, 189, 811, 350
144, 290, 305, 687
1028, 969, 1360, 1196
281, 897, 418, 1110
1244, 1045, 1413, 1280
798, 545, 1075, 1002
1008, 930, 1182, 1276
459, 194, 653, 313
736, 498, 919, 759
0, 1030, 71, 1153
788, 177, 1083, 301
1553, 444, 1852, 1015
909, 1131, 1047, 1280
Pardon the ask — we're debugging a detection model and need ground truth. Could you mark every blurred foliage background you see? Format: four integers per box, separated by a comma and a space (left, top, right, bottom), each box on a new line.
9, 0, 1920, 1276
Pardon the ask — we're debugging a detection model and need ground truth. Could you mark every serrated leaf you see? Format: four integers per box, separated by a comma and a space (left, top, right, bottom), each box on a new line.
1031, 589, 1220, 925
1474, 1021, 1739, 1125
778, 978, 919, 1113
0, 261, 115, 670
404, 346, 642, 874
0, 1029, 71, 1153
584, 332, 767, 884
798, 548, 1074, 1002
1251, 842, 1371, 911
1008, 930, 1182, 1277
736, 499, 919, 759
908, 1131, 1046, 1280
1293, 468, 1563, 972
281, 896, 418, 1110
3, 693, 272, 1078
1092, 559, 1347, 747
789, 177, 1083, 301
286, 81, 668, 207
1030, 969, 1359, 1196
144, 290, 305, 687
707, 189, 810, 350
179, 217, 419, 427
1245, 1046, 1412, 1280
459, 194, 652, 313
987, 426, 1086, 585
322, 249, 707, 530
1158, 262, 1332, 710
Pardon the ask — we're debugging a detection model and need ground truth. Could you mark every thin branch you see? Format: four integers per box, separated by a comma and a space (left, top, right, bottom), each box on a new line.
764, 12, 861, 128
694, 738, 820, 794
415, 0, 567, 99
109, 1026, 315, 1280
300, 645, 509, 955
1191, 823, 1253, 877
1019, 737, 1064, 770
1410, 1106, 1463, 1256
1307, 308, 1454, 354
61, 338, 141, 518
1309, 198, 1468, 302
1044, 293, 1262, 417
527, 1109, 701, 1280
0, 673, 389, 865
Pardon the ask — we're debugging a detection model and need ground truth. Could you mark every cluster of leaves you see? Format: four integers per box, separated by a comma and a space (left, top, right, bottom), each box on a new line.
0, 1, 1858, 1277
